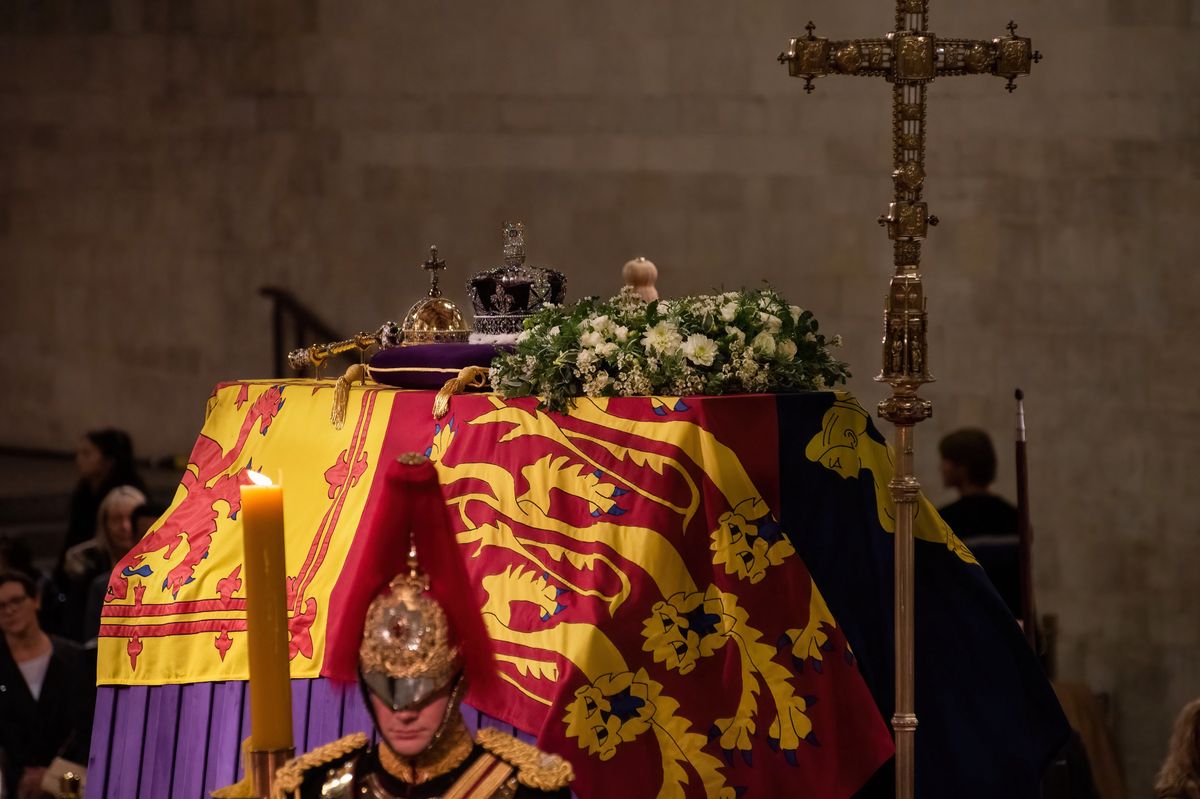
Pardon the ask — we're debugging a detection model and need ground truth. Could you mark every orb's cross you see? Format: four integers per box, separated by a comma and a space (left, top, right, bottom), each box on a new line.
422, 245, 447, 298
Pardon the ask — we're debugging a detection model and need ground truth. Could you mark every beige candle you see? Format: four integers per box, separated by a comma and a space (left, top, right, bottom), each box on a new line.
239, 471, 294, 752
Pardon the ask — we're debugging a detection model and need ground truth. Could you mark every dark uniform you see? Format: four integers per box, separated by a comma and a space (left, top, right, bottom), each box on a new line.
274, 727, 571, 799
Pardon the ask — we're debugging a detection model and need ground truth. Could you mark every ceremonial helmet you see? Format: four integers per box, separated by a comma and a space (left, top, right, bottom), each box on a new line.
325, 453, 496, 715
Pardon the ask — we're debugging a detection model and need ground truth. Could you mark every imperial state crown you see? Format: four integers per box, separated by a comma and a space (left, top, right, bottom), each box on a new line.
467, 222, 566, 338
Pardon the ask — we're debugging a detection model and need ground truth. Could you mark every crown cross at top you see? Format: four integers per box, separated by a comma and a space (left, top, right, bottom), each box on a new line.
422, 245, 447, 297
502, 222, 526, 268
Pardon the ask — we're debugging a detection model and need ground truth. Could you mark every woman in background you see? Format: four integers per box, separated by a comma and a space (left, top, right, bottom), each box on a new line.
59, 429, 144, 561
1156, 698, 1200, 799
45, 431, 143, 637
0, 570, 93, 799
80, 501, 165, 646
58, 486, 146, 642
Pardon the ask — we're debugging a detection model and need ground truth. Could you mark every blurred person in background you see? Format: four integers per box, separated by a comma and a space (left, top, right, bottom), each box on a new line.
0, 571, 93, 799
44, 430, 145, 638
80, 500, 166, 646
59, 429, 144, 563
58, 486, 145, 643
1155, 698, 1200, 799
937, 428, 1021, 618
0, 539, 54, 632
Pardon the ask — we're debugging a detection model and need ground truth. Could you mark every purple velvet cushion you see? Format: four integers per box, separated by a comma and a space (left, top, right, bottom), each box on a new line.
367, 343, 504, 390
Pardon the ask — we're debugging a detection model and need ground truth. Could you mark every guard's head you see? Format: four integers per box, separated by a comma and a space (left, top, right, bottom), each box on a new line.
358, 572, 466, 756
938, 428, 997, 490
358, 570, 463, 707
326, 453, 497, 758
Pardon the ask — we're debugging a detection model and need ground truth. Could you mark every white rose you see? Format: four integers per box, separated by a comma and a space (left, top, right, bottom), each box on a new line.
789, 305, 802, 325
548, 326, 561, 337
590, 314, 611, 334
613, 325, 629, 342
580, 330, 605, 349
681, 333, 717, 367
597, 341, 618, 357
576, 349, 596, 369
778, 339, 798, 359
656, 301, 671, 315
516, 330, 531, 343
725, 325, 746, 345
759, 312, 782, 334
751, 330, 776, 356
720, 301, 738, 322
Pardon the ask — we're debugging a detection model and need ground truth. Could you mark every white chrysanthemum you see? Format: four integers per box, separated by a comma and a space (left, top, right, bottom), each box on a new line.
642, 320, 683, 355
778, 339, 798, 359
759, 312, 782, 334
681, 333, 717, 367
751, 330, 776, 356
720, 301, 738, 322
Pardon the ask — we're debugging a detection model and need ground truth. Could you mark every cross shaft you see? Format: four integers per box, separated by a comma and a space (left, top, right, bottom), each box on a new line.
778, 5, 1039, 799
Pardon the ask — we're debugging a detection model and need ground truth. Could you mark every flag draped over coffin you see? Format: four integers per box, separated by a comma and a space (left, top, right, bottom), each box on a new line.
97, 380, 1063, 798
778, 392, 1069, 799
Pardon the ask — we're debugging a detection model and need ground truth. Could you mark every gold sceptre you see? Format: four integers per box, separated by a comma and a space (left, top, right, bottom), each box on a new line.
286, 330, 389, 377
780, 6, 1039, 799
287, 324, 402, 428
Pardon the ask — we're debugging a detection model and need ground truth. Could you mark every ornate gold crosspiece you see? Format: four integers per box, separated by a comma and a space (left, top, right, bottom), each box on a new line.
778, 5, 1039, 798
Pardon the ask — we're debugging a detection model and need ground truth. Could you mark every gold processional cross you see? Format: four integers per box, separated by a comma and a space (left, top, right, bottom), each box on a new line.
778, 4, 1039, 798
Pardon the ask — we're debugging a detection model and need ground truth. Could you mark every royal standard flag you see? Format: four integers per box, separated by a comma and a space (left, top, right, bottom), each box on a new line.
779, 391, 1070, 799
97, 381, 1061, 798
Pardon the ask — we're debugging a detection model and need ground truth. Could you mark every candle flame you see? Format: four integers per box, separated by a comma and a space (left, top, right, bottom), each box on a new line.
246, 469, 274, 487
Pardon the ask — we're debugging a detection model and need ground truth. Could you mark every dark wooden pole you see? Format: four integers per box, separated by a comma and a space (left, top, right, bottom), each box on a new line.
1015, 388, 1037, 651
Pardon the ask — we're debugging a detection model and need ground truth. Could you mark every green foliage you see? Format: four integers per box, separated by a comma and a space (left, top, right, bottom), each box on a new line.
490, 287, 851, 413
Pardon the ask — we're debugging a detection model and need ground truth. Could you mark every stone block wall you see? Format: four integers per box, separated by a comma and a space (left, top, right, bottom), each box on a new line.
1, 0, 1196, 791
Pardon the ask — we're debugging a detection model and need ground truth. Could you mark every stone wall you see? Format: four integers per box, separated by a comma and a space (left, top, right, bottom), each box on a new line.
1, 0, 1196, 791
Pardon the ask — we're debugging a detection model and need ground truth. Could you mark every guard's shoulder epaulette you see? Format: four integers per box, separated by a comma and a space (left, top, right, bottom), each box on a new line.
476, 728, 574, 791
272, 732, 369, 798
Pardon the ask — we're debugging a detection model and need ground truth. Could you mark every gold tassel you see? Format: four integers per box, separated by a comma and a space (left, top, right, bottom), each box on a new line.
432, 366, 490, 419
331, 363, 368, 429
